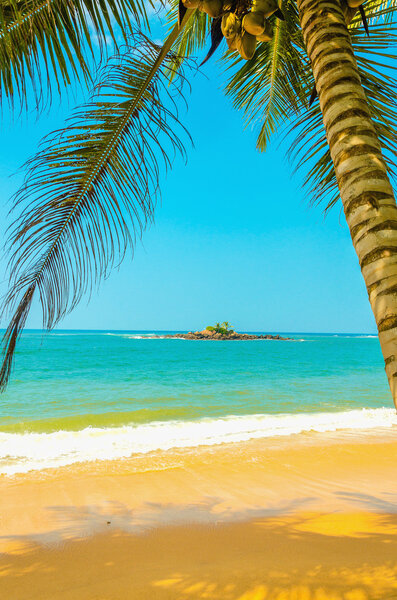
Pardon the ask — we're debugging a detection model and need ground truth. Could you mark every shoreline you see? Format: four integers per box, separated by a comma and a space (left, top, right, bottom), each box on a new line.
2, 406, 396, 475
1, 430, 396, 597
1, 428, 396, 539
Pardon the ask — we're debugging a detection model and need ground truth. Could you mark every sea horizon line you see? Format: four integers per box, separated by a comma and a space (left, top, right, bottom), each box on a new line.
0, 328, 379, 336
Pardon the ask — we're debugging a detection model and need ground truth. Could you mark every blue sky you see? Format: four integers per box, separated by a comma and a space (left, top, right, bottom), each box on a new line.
0, 15, 377, 334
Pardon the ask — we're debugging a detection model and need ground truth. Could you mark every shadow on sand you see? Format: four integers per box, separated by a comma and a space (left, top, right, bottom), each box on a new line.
1, 496, 397, 599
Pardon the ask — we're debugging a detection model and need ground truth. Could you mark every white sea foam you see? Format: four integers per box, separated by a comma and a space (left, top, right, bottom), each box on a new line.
104, 332, 166, 339
331, 334, 378, 339
1, 408, 396, 476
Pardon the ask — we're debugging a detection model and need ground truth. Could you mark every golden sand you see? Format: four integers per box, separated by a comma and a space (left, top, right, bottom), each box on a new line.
1, 430, 397, 599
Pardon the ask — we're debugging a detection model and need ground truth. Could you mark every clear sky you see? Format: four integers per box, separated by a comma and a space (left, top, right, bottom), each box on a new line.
0, 14, 377, 334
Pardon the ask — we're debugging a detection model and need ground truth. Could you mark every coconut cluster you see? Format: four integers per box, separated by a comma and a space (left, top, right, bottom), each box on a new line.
182, 0, 367, 62
182, 0, 282, 60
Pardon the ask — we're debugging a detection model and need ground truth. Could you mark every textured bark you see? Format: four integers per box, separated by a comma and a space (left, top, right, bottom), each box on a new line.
298, 0, 397, 407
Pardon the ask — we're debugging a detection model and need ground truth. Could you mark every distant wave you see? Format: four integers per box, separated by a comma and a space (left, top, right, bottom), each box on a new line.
104, 333, 166, 339
105, 333, 188, 340
1, 408, 396, 476
332, 334, 378, 339
345, 335, 378, 339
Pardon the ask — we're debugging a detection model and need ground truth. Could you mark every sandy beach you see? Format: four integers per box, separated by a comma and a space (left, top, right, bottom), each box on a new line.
1, 429, 397, 599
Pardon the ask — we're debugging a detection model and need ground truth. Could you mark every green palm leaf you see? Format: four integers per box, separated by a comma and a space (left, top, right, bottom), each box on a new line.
165, 0, 210, 80
224, 0, 397, 211
287, 19, 397, 211
0, 0, 155, 109
0, 19, 193, 390
225, 0, 310, 151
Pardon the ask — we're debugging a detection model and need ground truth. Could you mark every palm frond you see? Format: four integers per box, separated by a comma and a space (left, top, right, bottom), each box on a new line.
0, 20, 194, 391
286, 20, 397, 211
223, 0, 397, 208
224, 0, 311, 151
361, 0, 397, 24
201, 16, 223, 65
165, 0, 210, 80
0, 0, 156, 110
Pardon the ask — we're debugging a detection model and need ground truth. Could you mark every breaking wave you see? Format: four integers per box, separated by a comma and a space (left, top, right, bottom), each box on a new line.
1, 407, 396, 476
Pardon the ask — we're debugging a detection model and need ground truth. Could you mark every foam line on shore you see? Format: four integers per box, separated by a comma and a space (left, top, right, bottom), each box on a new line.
1, 407, 396, 475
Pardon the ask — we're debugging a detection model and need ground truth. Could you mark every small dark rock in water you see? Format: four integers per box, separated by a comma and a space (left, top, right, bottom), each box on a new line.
145, 329, 293, 341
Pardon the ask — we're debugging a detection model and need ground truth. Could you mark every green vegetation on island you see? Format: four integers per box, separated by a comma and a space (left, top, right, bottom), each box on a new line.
206, 322, 235, 335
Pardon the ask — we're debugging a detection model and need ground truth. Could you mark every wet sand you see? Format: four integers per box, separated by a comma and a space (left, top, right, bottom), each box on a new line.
1, 429, 397, 599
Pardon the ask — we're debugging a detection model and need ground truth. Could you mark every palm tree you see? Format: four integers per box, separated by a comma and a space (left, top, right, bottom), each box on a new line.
1, 0, 397, 409
222, 321, 233, 332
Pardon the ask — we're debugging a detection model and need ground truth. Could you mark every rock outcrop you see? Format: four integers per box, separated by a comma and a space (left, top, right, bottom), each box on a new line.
150, 329, 292, 341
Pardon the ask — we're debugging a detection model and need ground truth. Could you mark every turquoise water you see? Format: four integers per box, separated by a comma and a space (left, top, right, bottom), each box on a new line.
0, 330, 395, 474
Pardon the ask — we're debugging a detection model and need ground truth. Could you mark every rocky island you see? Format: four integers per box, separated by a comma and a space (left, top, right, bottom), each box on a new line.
147, 322, 293, 341
165, 330, 292, 341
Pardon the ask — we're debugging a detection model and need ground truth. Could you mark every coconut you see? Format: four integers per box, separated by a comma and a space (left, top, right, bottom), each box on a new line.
257, 18, 273, 41
242, 11, 265, 35
251, 0, 279, 17
182, 0, 200, 7
236, 31, 257, 60
199, 0, 223, 17
222, 12, 241, 38
226, 35, 238, 50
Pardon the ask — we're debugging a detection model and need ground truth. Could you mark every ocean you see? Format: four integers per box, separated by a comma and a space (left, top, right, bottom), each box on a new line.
0, 330, 396, 475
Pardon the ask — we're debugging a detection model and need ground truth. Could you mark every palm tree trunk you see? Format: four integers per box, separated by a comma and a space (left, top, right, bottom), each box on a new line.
297, 0, 397, 408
